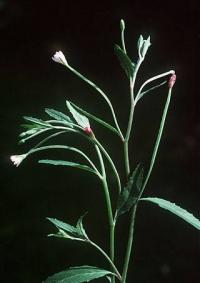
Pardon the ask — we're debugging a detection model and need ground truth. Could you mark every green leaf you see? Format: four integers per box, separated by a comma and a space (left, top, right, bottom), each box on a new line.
47, 217, 88, 240
23, 116, 51, 127
69, 102, 119, 135
114, 44, 135, 78
45, 108, 73, 127
66, 101, 90, 128
19, 127, 44, 137
116, 164, 144, 218
43, 266, 114, 283
141, 197, 200, 230
76, 213, 88, 239
38, 159, 97, 175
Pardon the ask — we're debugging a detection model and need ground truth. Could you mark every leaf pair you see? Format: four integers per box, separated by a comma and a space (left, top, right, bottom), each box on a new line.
47, 214, 88, 241
116, 164, 144, 219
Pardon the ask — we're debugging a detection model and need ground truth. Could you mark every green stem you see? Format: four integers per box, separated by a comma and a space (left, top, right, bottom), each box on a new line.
89, 239, 121, 281
135, 70, 175, 104
121, 204, 137, 283
121, 86, 173, 283
123, 59, 143, 177
139, 87, 173, 197
95, 145, 115, 283
67, 64, 124, 141
95, 138, 121, 194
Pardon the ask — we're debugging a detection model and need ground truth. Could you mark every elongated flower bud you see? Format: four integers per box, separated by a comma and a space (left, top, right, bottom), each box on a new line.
168, 74, 176, 88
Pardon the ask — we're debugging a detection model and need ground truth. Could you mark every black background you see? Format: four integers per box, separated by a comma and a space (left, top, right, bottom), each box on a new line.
0, 0, 200, 282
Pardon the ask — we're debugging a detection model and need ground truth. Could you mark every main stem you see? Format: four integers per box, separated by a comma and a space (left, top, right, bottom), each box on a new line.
122, 59, 143, 282
95, 145, 116, 283
122, 86, 173, 283
124, 60, 142, 177
121, 204, 137, 283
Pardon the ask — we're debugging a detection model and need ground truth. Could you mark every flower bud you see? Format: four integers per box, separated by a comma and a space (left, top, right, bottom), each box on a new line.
168, 74, 176, 88
120, 19, 125, 31
52, 51, 68, 66
84, 127, 94, 137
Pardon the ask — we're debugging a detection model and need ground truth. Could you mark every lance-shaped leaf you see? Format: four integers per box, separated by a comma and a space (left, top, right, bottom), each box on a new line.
66, 101, 90, 128
141, 197, 200, 230
19, 125, 45, 137
116, 164, 144, 218
43, 266, 114, 283
47, 215, 88, 241
38, 160, 98, 175
114, 44, 135, 79
23, 116, 51, 127
68, 101, 119, 135
45, 108, 74, 127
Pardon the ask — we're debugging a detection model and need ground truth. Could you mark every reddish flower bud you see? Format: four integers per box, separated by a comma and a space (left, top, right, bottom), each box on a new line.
168, 74, 176, 88
84, 127, 93, 135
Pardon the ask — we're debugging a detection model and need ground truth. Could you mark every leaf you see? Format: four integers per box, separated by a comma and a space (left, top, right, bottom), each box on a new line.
137, 35, 144, 53
38, 160, 97, 175
69, 102, 119, 135
43, 266, 114, 283
66, 101, 90, 128
23, 116, 51, 127
141, 197, 200, 230
47, 217, 88, 240
76, 213, 88, 239
114, 44, 135, 78
139, 36, 151, 58
19, 127, 44, 137
45, 108, 73, 127
116, 164, 144, 218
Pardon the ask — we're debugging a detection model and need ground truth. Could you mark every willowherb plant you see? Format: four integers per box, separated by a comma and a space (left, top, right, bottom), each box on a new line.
11, 20, 200, 283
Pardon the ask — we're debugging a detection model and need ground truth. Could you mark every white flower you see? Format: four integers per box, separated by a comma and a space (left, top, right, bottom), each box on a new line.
52, 51, 68, 66
10, 154, 27, 167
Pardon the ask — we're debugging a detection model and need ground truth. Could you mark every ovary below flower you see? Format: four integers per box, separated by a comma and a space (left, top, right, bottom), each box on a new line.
10, 154, 27, 167
52, 51, 68, 66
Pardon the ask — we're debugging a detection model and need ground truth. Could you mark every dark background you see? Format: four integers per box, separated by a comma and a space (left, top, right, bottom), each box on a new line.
0, 0, 200, 282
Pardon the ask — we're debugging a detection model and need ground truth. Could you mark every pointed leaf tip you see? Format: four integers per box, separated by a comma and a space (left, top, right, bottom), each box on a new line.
66, 101, 90, 128
141, 197, 200, 230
